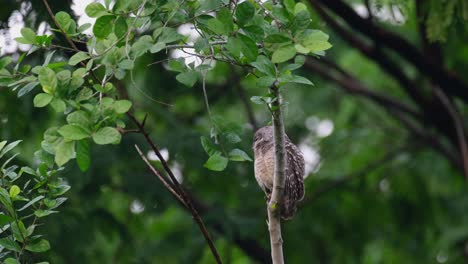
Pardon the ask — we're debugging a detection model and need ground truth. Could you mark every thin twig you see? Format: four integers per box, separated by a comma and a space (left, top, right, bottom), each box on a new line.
135, 145, 187, 207
434, 88, 468, 179
41, 0, 80, 52
127, 112, 223, 264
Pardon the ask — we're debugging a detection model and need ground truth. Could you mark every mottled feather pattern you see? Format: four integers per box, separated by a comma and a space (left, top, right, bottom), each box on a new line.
253, 126, 305, 220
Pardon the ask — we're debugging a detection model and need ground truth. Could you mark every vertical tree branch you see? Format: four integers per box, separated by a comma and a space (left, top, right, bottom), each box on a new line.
267, 81, 286, 264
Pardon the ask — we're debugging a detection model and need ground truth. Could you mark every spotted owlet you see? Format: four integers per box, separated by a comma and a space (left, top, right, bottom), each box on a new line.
253, 126, 305, 219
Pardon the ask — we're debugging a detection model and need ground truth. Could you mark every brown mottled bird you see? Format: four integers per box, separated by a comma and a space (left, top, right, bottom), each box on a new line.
253, 126, 305, 219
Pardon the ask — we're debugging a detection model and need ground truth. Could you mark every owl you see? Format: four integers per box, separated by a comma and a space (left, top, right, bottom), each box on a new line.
253, 126, 305, 219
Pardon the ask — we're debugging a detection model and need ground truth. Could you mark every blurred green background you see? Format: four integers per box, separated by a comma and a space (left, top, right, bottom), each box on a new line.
1, 0, 468, 263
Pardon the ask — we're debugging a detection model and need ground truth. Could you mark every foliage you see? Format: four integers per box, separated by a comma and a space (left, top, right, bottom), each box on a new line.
0, 0, 331, 262
0, 0, 467, 263
0, 140, 69, 262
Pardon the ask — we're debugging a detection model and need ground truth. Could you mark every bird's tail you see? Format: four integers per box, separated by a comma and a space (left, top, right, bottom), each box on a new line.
280, 198, 298, 220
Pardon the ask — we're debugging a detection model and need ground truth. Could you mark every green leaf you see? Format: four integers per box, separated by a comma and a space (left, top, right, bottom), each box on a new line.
21, 28, 37, 44
217, 7, 234, 33
0, 238, 21, 252
150, 42, 166, 53
284, 0, 295, 13
92, 127, 121, 145
158, 28, 183, 44
55, 12, 76, 35
265, 34, 291, 44
206, 18, 227, 35
67, 110, 91, 127
256, 76, 276, 87
76, 140, 90, 172
4, 258, 20, 264
176, 71, 198, 87
279, 74, 314, 86
0, 56, 12, 69
251, 55, 275, 76
294, 3, 308, 15
0, 140, 21, 159
239, 34, 258, 62
69, 51, 90, 66
204, 153, 228, 171
131, 35, 153, 56
17, 81, 39, 97
226, 37, 242, 59
58, 124, 90, 140
118, 59, 134, 70
93, 15, 115, 38
26, 239, 51, 253
38, 67, 57, 94
10, 220, 26, 242
272, 44, 296, 63
296, 29, 332, 53
9, 185, 20, 198
50, 98, 66, 113
236, 1, 255, 26
242, 25, 264, 42
78, 23, 92, 33
34, 209, 58, 218
113, 100, 132, 114
167, 59, 186, 72
33, 93, 53, 107
200, 136, 219, 156
0, 213, 14, 226
85, 3, 108, 18
114, 16, 128, 38
18, 195, 44, 211
55, 140, 75, 167
229, 148, 252, 161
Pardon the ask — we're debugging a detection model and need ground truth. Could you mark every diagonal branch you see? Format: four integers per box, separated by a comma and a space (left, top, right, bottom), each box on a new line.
309, 1, 462, 153
304, 58, 421, 119
135, 145, 187, 207
127, 112, 223, 264
41, 0, 80, 52
433, 88, 468, 179
304, 58, 461, 170
312, 0, 468, 103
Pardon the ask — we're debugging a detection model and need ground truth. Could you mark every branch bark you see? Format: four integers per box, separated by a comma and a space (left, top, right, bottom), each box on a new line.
128, 113, 223, 264
267, 82, 286, 264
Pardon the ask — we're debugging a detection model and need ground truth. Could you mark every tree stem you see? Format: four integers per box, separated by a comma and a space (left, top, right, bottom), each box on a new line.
267, 82, 285, 264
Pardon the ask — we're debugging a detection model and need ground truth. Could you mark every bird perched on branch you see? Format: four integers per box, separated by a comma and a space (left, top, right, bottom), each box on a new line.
253, 126, 305, 219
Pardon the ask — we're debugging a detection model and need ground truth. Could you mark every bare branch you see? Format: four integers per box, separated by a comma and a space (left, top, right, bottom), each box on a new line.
303, 58, 461, 170
127, 113, 223, 264
134, 144, 187, 207
433, 88, 468, 179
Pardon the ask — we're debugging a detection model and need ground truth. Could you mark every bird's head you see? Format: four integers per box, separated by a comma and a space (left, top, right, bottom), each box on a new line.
253, 126, 274, 150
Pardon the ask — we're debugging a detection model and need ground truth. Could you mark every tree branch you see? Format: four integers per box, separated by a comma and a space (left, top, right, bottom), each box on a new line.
309, 0, 462, 154
433, 88, 468, 179
127, 113, 223, 264
304, 58, 421, 120
134, 145, 187, 207
313, 0, 468, 102
303, 58, 461, 170
267, 81, 286, 264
